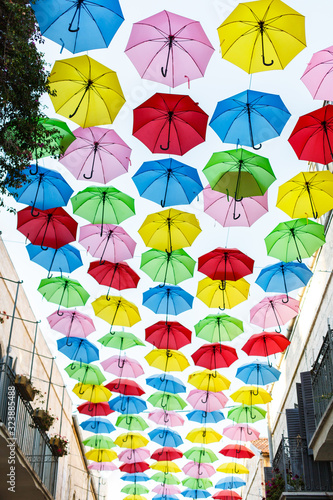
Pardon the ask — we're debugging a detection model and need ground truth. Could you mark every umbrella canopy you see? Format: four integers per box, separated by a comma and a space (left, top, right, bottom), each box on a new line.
114, 433, 149, 449
197, 277, 250, 310
27, 244, 82, 278
188, 370, 231, 392
73, 383, 111, 403
79, 223, 136, 263
80, 417, 115, 434
213, 491, 242, 500
187, 410, 225, 425
198, 248, 254, 282
151, 447, 183, 462
219, 444, 255, 459
149, 428, 183, 447
151, 461, 182, 473
57, 337, 99, 363
227, 405, 267, 424
194, 314, 243, 343
187, 389, 228, 411
153, 485, 181, 495
88, 260, 140, 297
88, 462, 117, 471
98, 331, 145, 350
146, 321, 192, 350
106, 379, 145, 396
140, 249, 195, 287
215, 477, 246, 489
133, 93, 208, 155
301, 45, 333, 100
83, 435, 115, 449
147, 392, 187, 411
217, 0, 306, 73
184, 447, 218, 464
148, 410, 185, 427
116, 415, 149, 432
118, 448, 150, 464
85, 448, 117, 462
101, 355, 144, 378
122, 485, 150, 495
209, 92, 290, 149
146, 374, 186, 394
250, 295, 299, 333
145, 349, 190, 372
65, 362, 105, 385
242, 332, 290, 358
186, 427, 222, 444
230, 386, 272, 406
108, 395, 147, 414
222, 424, 260, 443
236, 361, 281, 385
120, 462, 150, 473
60, 126, 131, 183
30, 118, 76, 160
151, 473, 180, 485
216, 463, 249, 475
182, 489, 210, 498
192, 344, 238, 370
143, 285, 194, 316
47, 309, 95, 338
120, 473, 150, 482
92, 296, 141, 331
48, 55, 125, 127
183, 462, 216, 478
38, 277, 89, 315
182, 478, 213, 490
78, 402, 113, 417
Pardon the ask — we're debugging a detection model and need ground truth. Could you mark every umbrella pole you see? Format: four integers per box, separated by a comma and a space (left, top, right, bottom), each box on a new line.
68, 3, 81, 32
218, 282, 226, 311
305, 182, 318, 219
109, 299, 121, 332
30, 173, 43, 217
161, 171, 172, 207
160, 112, 173, 151
47, 248, 58, 279
69, 82, 92, 119
269, 300, 282, 333
233, 164, 243, 220
166, 218, 173, 253
107, 263, 118, 300
100, 229, 112, 264
263, 336, 272, 367
57, 281, 68, 316
290, 228, 303, 263
160, 251, 172, 288
259, 24, 274, 66
40, 215, 52, 251
281, 265, 289, 303
163, 410, 170, 424
100, 192, 107, 237
246, 104, 262, 150
84, 142, 99, 180
161, 37, 174, 77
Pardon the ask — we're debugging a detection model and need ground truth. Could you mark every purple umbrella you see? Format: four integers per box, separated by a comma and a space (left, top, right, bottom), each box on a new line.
101, 355, 144, 378
186, 389, 228, 411
47, 309, 95, 339
250, 295, 299, 333
88, 462, 117, 471
183, 461, 215, 478
301, 46, 333, 100
79, 224, 136, 263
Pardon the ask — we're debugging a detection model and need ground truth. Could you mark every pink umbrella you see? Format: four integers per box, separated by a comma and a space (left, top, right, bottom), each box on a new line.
223, 424, 260, 442
47, 309, 95, 338
79, 224, 136, 263
183, 461, 216, 478
186, 389, 228, 411
60, 127, 132, 183
100, 355, 144, 378
203, 185, 268, 228
301, 46, 333, 100
153, 485, 181, 495
148, 409, 185, 427
125, 10, 214, 88
250, 295, 299, 333
118, 448, 150, 464
88, 462, 117, 471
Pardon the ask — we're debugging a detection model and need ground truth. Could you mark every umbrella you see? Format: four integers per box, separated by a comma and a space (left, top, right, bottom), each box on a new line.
133, 93, 208, 155
108, 395, 147, 414
80, 417, 115, 433
143, 285, 193, 317
145, 349, 190, 372
124, 496, 147, 500
48, 55, 125, 127
133, 159, 203, 207
214, 477, 246, 489
89, 462, 117, 471
182, 489, 210, 498
148, 392, 187, 411
85, 448, 117, 462
73, 383, 111, 402
60, 127, 131, 183
213, 491, 242, 500
187, 390, 228, 411
120, 473, 150, 482
116, 415, 149, 432
120, 462, 150, 473
197, 277, 250, 310
186, 427, 222, 444
92, 296, 141, 332
255, 261, 313, 302
148, 410, 185, 427
183, 462, 215, 479
203, 185, 268, 227
139, 208, 201, 253
31, 0, 124, 53
222, 424, 260, 443
78, 402, 113, 417
47, 309, 95, 338
153, 485, 181, 495
276, 171, 333, 219
151, 448, 183, 462
186, 410, 225, 425
106, 379, 145, 396
38, 277, 89, 315
182, 478, 213, 490
98, 331, 145, 350
27, 243, 82, 278
115, 433, 149, 449
146, 374, 186, 394
209, 91, 290, 149
88, 260, 140, 297
125, 10, 214, 88
118, 448, 150, 464
236, 361, 281, 386
79, 223, 136, 263
301, 45, 333, 100
242, 332, 290, 362
192, 344, 238, 370
29, 118, 76, 162
219, 444, 254, 460
141, 248, 195, 287
216, 463, 249, 475
83, 435, 115, 449
146, 321, 192, 350
65, 362, 105, 385
188, 370, 231, 392
149, 428, 183, 447
122, 485, 150, 495
101, 355, 144, 378
151, 473, 180, 485
198, 248, 254, 282
194, 314, 243, 343
227, 405, 267, 424
250, 295, 299, 333
17, 206, 77, 250
151, 461, 182, 474
230, 386, 272, 406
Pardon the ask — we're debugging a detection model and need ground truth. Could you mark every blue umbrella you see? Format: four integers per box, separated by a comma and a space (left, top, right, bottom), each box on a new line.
121, 473, 150, 482
132, 159, 203, 207
26, 243, 83, 277
80, 417, 115, 433
143, 285, 194, 316
182, 489, 210, 498
255, 261, 313, 302
154, 496, 178, 500
57, 337, 99, 364
108, 395, 147, 414
209, 89, 291, 149
7, 166, 73, 216
146, 374, 186, 394
236, 361, 281, 386
149, 428, 183, 447
31, 0, 124, 54
186, 410, 225, 424
215, 476, 246, 489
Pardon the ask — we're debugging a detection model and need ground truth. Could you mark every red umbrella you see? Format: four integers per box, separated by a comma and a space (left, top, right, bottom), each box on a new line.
213, 491, 242, 500
219, 444, 255, 459
198, 248, 254, 282
77, 401, 114, 417
119, 462, 150, 473
242, 332, 290, 361
105, 379, 145, 396
88, 260, 140, 298
288, 104, 333, 165
151, 447, 183, 461
133, 93, 208, 155
192, 343, 238, 370
17, 206, 77, 250
145, 321, 192, 350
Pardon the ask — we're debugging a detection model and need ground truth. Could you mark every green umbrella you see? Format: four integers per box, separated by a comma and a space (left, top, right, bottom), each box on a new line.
98, 331, 145, 349
37, 277, 89, 315
140, 248, 195, 286
65, 362, 106, 385
264, 218, 326, 263
82, 435, 115, 449
184, 447, 218, 463
227, 404, 267, 423
182, 478, 213, 490
116, 415, 149, 431
35, 117, 76, 159
147, 391, 187, 411
151, 472, 180, 485
121, 485, 150, 495
194, 314, 243, 342
71, 186, 135, 236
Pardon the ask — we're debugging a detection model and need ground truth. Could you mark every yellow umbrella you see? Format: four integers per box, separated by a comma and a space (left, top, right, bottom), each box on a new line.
85, 448, 117, 462
138, 208, 201, 253
230, 385, 272, 405
48, 55, 125, 127
188, 369, 230, 392
276, 171, 333, 219
72, 383, 111, 402
197, 277, 250, 310
114, 433, 149, 449
150, 461, 181, 473
186, 427, 222, 444
145, 349, 190, 372
92, 296, 141, 331
124, 496, 146, 500
217, 462, 249, 474
217, 0, 306, 74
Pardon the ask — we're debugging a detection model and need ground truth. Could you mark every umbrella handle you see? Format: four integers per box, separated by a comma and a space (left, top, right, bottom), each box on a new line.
161, 38, 173, 78
65, 337, 73, 347
234, 463, 239, 473
87, 401, 94, 413
83, 143, 98, 180
69, 84, 91, 118
270, 301, 282, 333
252, 143, 262, 150
260, 26, 274, 66
99, 230, 112, 264
163, 411, 170, 424
160, 171, 172, 208
160, 112, 173, 151
233, 199, 241, 220
200, 390, 209, 404
118, 357, 125, 369
30, 164, 39, 175
30, 206, 40, 218
126, 450, 133, 460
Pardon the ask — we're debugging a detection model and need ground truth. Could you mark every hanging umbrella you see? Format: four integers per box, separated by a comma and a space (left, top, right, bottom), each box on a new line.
88, 260, 140, 297
151, 461, 182, 474
242, 332, 290, 362
29, 118, 76, 162
48, 55, 125, 127
192, 344, 238, 370
120, 462, 150, 473
149, 428, 183, 448
145, 349, 190, 373
108, 395, 147, 414
122, 485, 150, 495
186, 427, 222, 444
194, 314, 243, 343
148, 410, 185, 428
236, 361, 281, 385
227, 405, 267, 424
198, 248, 254, 282
216, 463, 249, 475
148, 392, 187, 411
106, 379, 145, 396
215, 477, 246, 489
118, 448, 150, 464
143, 285, 194, 317
139, 208, 201, 253
115, 433, 149, 449
209, 91, 290, 149
197, 277, 250, 311
188, 370, 231, 392
124, 495, 147, 500
183, 462, 216, 479
79, 223, 136, 263
250, 295, 299, 333
80, 417, 115, 434
219, 444, 255, 459
186, 390, 228, 411
60, 126, 131, 183
125, 10, 214, 87
101, 355, 144, 378
78, 402, 113, 417
17, 206, 77, 250
301, 45, 333, 100
153, 485, 181, 495
85, 448, 117, 462
182, 489, 210, 498
83, 435, 115, 449
151, 473, 180, 484
133, 159, 203, 207
92, 296, 141, 332
47, 309, 95, 338
141, 249, 195, 287
182, 478, 213, 490
203, 185, 268, 227
65, 362, 105, 385
120, 473, 150, 482
89, 462, 117, 471
222, 424, 260, 443
276, 171, 333, 219
230, 386, 272, 406
27, 244, 83, 278
146, 374, 186, 394
151, 448, 183, 462
187, 410, 225, 425
116, 415, 149, 432
133, 93, 208, 155
146, 321, 192, 350
213, 491, 242, 500
38, 277, 89, 315
73, 383, 111, 403
98, 331, 145, 350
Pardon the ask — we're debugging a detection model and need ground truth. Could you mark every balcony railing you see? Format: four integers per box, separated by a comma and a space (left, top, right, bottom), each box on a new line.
0, 362, 58, 497
311, 328, 333, 425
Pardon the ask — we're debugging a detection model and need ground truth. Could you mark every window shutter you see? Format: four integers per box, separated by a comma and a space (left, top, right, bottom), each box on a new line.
300, 371, 317, 448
